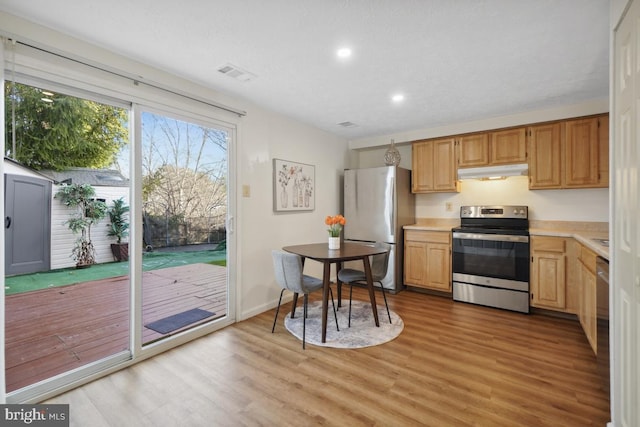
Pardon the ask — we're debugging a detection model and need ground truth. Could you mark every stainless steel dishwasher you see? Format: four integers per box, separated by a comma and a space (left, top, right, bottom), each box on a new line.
596, 257, 610, 397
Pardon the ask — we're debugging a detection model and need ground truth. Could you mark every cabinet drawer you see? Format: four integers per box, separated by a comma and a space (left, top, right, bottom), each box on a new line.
405, 230, 451, 244
579, 245, 598, 274
531, 236, 566, 253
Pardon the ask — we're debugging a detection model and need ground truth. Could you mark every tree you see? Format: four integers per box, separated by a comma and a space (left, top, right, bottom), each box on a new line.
144, 164, 226, 220
4, 82, 128, 170
142, 113, 227, 221
55, 183, 108, 266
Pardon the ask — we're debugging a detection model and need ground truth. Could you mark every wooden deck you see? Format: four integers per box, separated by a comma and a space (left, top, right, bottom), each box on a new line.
4, 263, 227, 393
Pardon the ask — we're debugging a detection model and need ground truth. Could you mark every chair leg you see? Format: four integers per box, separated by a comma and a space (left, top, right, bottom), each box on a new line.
329, 287, 339, 331
348, 284, 353, 328
377, 281, 392, 324
302, 293, 308, 349
272, 289, 285, 333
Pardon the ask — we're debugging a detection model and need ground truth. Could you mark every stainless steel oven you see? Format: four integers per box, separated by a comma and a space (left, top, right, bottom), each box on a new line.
452, 205, 530, 313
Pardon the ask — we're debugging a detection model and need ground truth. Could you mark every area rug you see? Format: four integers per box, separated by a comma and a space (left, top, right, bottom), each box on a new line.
145, 308, 215, 334
284, 300, 403, 348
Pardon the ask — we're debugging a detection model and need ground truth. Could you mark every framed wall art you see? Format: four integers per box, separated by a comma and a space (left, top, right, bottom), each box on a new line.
273, 158, 315, 212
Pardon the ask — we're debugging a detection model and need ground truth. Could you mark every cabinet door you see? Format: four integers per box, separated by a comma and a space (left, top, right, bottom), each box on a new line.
578, 244, 598, 354
404, 241, 427, 286
530, 237, 567, 310
490, 128, 527, 165
411, 141, 434, 193
531, 252, 566, 309
432, 138, 457, 191
425, 242, 451, 291
564, 117, 599, 187
584, 266, 597, 354
528, 123, 562, 189
457, 133, 489, 168
597, 114, 609, 187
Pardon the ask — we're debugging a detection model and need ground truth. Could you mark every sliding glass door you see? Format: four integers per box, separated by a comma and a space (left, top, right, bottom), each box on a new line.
3, 47, 236, 402
3, 80, 131, 394
139, 110, 229, 345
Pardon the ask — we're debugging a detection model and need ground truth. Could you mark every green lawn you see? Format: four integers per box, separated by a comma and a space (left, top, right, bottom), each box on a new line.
5, 249, 226, 295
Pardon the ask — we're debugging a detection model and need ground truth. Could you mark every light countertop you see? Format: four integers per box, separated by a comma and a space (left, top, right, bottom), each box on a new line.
404, 221, 610, 260
529, 228, 609, 260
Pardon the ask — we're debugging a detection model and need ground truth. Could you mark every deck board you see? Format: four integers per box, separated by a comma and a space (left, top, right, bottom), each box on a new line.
5, 263, 227, 393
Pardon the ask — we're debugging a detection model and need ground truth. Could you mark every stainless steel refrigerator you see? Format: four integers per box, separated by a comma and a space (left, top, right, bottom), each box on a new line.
343, 166, 415, 293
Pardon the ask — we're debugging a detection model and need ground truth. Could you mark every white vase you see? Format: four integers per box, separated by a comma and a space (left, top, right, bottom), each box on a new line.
328, 236, 340, 250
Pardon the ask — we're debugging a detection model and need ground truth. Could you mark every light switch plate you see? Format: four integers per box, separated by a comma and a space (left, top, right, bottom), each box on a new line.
242, 185, 250, 197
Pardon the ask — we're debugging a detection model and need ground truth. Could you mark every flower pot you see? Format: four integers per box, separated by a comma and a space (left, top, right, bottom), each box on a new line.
110, 243, 129, 262
328, 236, 340, 250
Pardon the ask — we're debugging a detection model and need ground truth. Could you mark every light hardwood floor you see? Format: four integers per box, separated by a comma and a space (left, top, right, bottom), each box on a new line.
45, 288, 610, 426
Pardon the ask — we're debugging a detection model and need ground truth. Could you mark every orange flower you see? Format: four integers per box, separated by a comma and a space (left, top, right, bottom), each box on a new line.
326, 214, 346, 237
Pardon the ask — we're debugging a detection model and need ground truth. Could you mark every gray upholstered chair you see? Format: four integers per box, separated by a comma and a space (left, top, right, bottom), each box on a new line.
337, 242, 392, 327
271, 250, 339, 349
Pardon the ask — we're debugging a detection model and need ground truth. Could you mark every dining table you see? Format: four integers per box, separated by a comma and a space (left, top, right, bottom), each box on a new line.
282, 242, 387, 343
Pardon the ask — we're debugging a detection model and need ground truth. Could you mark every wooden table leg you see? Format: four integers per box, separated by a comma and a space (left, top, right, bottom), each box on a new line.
321, 261, 331, 343
362, 256, 380, 327
336, 261, 343, 308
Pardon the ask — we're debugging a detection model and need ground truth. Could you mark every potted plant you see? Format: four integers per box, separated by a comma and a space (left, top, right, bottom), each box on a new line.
107, 197, 130, 262
55, 183, 108, 268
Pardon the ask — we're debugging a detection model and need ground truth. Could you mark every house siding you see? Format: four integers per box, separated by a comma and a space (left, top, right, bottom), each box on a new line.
50, 185, 129, 269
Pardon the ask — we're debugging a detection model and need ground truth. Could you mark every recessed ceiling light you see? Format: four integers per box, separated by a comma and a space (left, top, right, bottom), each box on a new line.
391, 94, 405, 103
336, 48, 352, 58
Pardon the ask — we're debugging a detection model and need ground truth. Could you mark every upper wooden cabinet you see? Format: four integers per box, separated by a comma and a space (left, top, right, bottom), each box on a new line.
457, 133, 489, 167
565, 117, 600, 187
528, 123, 563, 188
457, 127, 526, 168
411, 138, 458, 193
528, 114, 609, 190
491, 128, 528, 165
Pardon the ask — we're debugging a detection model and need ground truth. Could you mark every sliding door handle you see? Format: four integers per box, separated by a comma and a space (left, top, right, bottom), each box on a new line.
5, 216, 11, 229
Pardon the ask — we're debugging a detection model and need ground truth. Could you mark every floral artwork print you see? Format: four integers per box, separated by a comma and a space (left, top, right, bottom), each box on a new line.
273, 159, 315, 211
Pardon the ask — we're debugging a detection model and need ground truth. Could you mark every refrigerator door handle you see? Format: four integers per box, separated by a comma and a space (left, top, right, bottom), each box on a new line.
389, 183, 394, 237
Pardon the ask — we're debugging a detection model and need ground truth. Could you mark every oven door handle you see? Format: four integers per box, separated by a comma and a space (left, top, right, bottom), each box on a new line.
452, 232, 529, 243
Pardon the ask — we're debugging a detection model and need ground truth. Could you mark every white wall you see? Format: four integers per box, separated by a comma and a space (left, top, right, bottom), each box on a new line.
237, 107, 348, 318
354, 144, 609, 222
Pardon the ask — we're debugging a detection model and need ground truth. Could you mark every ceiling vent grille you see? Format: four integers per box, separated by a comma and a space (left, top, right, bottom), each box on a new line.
217, 63, 256, 82
338, 121, 357, 128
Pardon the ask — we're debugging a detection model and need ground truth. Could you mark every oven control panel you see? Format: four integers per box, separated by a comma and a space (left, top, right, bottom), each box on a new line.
460, 205, 528, 219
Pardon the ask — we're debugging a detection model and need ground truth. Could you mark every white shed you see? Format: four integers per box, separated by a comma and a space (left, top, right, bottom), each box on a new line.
4, 158, 129, 273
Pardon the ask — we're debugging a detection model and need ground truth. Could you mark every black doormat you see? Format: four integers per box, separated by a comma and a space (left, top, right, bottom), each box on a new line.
145, 308, 215, 334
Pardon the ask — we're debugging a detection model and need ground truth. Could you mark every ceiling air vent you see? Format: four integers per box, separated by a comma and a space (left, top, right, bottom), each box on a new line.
338, 121, 357, 128
217, 63, 256, 82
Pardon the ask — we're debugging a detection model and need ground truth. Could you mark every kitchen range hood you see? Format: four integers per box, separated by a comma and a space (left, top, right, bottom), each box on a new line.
457, 163, 528, 180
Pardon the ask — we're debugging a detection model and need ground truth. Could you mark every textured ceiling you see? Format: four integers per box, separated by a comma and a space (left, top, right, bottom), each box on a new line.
0, 0, 609, 140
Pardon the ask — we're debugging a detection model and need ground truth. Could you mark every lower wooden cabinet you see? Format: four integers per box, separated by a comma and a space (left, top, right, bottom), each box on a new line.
578, 244, 598, 354
530, 236, 568, 310
530, 235, 600, 355
404, 230, 451, 292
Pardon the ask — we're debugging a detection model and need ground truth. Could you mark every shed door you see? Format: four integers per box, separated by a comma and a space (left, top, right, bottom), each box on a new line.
4, 174, 52, 275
